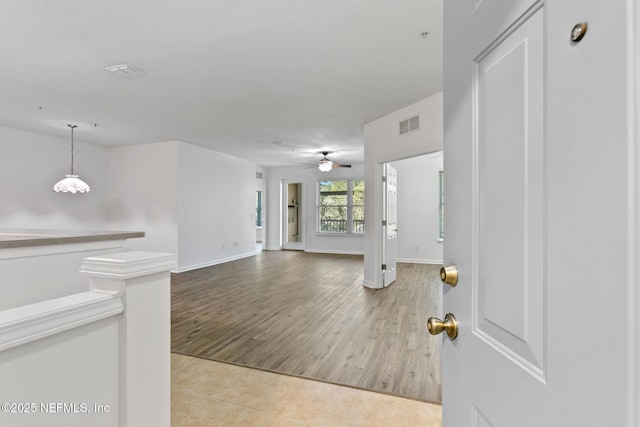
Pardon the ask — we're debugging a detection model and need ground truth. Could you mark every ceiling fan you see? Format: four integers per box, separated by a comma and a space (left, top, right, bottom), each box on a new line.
316, 151, 352, 172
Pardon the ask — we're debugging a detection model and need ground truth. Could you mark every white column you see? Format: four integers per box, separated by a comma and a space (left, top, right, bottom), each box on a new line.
80, 251, 176, 427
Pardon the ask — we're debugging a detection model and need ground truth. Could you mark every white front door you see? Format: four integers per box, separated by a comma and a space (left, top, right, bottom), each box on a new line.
442, 1, 639, 426
382, 164, 398, 286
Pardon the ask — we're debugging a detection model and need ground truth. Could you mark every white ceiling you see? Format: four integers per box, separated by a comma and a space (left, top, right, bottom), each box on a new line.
0, 0, 442, 167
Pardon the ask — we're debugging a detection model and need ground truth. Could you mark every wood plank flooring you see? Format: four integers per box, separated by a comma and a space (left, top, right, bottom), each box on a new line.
171, 251, 442, 402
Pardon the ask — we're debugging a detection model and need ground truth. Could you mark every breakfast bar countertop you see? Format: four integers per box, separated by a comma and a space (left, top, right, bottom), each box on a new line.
0, 229, 145, 249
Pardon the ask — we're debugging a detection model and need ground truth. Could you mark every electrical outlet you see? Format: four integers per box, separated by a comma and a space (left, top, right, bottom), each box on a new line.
222, 244, 226, 250
415, 245, 420, 251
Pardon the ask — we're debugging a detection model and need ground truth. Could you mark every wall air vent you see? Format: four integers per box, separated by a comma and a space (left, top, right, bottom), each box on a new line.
105, 64, 144, 77
399, 115, 420, 136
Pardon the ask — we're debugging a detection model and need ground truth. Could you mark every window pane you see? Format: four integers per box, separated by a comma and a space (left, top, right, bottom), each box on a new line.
320, 193, 347, 205
353, 180, 365, 205
352, 205, 365, 233
256, 191, 262, 227
320, 205, 347, 232
319, 180, 347, 193
319, 180, 348, 233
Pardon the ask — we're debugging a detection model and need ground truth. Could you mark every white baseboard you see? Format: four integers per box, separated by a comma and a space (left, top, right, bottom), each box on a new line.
362, 279, 380, 289
304, 249, 364, 255
175, 251, 259, 273
264, 246, 281, 251
397, 258, 443, 265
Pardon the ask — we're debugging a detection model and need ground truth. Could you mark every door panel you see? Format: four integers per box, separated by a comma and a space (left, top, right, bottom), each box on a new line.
443, 0, 636, 426
473, 7, 545, 375
383, 164, 397, 286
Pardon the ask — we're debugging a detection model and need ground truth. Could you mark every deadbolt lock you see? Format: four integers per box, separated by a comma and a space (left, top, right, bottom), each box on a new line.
571, 22, 587, 42
440, 265, 458, 287
427, 313, 458, 340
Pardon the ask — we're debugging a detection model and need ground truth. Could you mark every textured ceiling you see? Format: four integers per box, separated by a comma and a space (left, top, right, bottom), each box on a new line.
0, 0, 442, 167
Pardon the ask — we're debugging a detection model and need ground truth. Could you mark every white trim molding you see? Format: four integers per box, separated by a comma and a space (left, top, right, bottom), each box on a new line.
0, 291, 123, 352
397, 258, 443, 265
79, 251, 176, 279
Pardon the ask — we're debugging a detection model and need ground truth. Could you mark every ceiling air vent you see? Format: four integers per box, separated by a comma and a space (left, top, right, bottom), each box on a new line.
105, 64, 144, 77
399, 115, 420, 136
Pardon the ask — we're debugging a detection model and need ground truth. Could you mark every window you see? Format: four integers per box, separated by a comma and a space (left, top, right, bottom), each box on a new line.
256, 191, 263, 227
439, 170, 444, 240
317, 179, 365, 234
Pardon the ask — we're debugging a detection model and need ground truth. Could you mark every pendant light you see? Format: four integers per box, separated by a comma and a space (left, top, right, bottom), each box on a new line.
53, 124, 91, 193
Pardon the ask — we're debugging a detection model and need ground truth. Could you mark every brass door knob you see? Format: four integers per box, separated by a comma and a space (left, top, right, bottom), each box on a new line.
440, 265, 458, 287
427, 313, 458, 340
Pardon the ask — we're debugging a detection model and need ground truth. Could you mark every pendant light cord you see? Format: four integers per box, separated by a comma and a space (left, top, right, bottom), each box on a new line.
68, 124, 77, 175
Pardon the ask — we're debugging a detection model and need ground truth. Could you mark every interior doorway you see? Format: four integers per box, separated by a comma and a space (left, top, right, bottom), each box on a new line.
282, 180, 304, 250
383, 152, 444, 277
255, 190, 264, 252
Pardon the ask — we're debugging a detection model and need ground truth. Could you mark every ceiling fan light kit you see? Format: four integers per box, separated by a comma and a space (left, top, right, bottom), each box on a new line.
317, 151, 351, 172
318, 158, 333, 172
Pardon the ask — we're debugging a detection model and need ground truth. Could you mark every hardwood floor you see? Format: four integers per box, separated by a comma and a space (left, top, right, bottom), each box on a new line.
171, 251, 442, 402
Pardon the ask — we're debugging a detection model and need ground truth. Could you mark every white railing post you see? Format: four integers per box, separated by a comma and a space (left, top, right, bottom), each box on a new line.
80, 251, 176, 427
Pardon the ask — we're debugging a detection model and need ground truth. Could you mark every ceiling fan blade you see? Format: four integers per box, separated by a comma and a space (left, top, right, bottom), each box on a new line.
333, 163, 352, 168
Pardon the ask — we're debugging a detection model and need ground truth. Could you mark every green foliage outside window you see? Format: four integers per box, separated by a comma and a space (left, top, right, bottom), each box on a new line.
256, 191, 262, 227
318, 179, 364, 234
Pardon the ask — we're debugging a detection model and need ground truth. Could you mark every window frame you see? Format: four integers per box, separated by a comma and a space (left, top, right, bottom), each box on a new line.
316, 178, 365, 235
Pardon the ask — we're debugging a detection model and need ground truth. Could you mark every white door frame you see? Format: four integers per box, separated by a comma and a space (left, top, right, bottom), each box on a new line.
365, 162, 388, 289
367, 157, 440, 289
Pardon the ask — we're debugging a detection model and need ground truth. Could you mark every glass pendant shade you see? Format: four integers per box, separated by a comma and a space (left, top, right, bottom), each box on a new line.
53, 175, 91, 193
54, 124, 90, 193
318, 159, 333, 172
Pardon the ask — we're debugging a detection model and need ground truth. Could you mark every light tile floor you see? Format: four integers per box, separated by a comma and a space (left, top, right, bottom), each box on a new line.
172, 354, 442, 427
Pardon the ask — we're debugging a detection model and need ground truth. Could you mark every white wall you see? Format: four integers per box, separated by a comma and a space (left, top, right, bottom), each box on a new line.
363, 92, 443, 288
265, 163, 365, 254
0, 125, 109, 230
177, 142, 257, 271
0, 125, 260, 272
108, 141, 180, 258
108, 140, 258, 271
390, 152, 443, 264
0, 317, 121, 426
